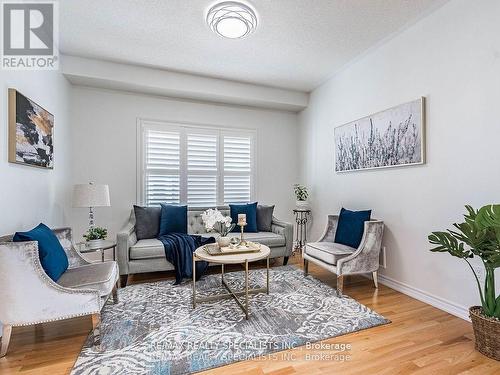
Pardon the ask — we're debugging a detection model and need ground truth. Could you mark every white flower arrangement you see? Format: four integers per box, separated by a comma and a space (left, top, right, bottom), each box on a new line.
201, 208, 236, 237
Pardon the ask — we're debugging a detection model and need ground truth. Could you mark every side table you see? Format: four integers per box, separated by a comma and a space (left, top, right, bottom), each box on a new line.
76, 240, 117, 262
293, 208, 311, 254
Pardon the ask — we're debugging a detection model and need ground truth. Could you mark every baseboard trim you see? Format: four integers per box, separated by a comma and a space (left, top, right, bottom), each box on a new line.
377, 274, 470, 322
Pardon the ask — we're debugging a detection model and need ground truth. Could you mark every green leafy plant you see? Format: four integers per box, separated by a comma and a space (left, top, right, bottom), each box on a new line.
294, 184, 309, 201
83, 226, 108, 241
428, 205, 500, 318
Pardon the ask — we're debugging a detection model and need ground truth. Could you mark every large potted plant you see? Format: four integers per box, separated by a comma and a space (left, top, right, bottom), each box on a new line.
428, 205, 500, 360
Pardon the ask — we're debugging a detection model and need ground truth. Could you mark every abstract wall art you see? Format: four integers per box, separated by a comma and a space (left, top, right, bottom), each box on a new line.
334, 97, 425, 172
8, 89, 54, 169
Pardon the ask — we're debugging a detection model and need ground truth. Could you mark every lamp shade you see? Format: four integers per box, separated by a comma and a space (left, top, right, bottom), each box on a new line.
73, 183, 110, 208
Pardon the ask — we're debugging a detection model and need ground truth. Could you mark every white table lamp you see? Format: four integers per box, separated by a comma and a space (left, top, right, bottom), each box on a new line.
73, 183, 110, 229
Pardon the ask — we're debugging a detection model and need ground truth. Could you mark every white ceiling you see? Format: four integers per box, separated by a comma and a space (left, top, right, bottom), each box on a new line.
60, 0, 448, 92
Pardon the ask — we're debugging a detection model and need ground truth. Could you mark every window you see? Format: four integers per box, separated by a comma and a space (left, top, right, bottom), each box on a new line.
139, 120, 255, 207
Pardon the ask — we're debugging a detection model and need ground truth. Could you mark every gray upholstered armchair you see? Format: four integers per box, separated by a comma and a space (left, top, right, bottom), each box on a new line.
303, 215, 384, 294
0, 228, 119, 357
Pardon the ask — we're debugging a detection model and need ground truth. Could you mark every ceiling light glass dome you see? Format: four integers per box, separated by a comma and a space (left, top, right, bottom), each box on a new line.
206, 1, 258, 39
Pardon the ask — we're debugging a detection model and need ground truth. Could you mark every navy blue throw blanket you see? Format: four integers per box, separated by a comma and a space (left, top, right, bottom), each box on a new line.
158, 233, 215, 285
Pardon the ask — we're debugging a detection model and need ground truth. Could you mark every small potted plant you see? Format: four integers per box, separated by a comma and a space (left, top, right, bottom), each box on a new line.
83, 226, 108, 247
428, 205, 500, 361
294, 184, 309, 208
201, 208, 236, 247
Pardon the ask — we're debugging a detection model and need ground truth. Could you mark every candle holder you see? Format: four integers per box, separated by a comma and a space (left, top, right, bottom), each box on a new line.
239, 222, 247, 247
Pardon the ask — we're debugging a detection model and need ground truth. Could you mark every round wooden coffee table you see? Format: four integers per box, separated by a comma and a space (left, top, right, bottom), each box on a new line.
193, 244, 271, 319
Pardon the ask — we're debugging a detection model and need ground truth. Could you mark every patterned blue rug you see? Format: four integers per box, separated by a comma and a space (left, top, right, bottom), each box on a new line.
71, 266, 389, 374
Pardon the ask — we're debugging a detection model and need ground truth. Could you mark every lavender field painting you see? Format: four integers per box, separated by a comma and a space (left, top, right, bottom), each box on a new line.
334, 98, 425, 172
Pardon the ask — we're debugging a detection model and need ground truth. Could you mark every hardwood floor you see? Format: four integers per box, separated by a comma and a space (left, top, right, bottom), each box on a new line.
1, 256, 499, 375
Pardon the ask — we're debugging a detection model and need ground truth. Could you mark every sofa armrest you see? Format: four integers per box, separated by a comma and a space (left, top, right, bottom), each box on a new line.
0, 241, 101, 326
271, 217, 293, 256
336, 221, 384, 275
116, 214, 137, 276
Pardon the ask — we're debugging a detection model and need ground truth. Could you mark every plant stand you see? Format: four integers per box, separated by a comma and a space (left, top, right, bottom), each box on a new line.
293, 208, 311, 255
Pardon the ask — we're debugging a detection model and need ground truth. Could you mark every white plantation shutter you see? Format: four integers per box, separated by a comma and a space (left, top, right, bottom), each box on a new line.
187, 175, 217, 206
146, 130, 180, 169
224, 136, 251, 172
224, 175, 251, 202
146, 175, 180, 206
140, 121, 254, 206
144, 129, 181, 206
187, 133, 218, 206
223, 135, 252, 203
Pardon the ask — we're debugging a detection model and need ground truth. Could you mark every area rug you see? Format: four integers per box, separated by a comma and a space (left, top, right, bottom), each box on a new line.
71, 266, 389, 375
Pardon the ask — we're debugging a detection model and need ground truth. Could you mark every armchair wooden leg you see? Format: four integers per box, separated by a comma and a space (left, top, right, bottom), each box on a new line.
337, 275, 344, 295
283, 256, 289, 266
112, 282, 119, 304
91, 313, 102, 352
303, 259, 309, 276
0, 325, 12, 358
372, 271, 379, 288
120, 275, 128, 288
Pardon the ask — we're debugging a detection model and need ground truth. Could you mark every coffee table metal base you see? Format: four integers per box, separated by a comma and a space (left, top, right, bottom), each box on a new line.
192, 256, 270, 320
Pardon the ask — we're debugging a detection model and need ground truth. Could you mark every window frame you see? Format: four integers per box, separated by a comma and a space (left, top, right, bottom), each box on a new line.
137, 118, 257, 207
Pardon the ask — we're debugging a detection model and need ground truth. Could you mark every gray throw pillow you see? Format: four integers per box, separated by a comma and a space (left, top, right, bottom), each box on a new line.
133, 205, 161, 240
257, 204, 275, 232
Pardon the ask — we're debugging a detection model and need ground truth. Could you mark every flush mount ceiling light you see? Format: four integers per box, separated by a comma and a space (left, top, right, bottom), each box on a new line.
206, 1, 257, 39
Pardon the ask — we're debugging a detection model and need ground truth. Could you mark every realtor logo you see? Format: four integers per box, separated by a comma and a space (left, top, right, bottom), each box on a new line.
2, 1, 58, 69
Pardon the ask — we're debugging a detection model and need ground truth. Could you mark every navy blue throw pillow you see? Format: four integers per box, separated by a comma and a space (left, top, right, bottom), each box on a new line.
229, 202, 258, 233
13, 223, 69, 282
334, 208, 372, 249
159, 204, 188, 235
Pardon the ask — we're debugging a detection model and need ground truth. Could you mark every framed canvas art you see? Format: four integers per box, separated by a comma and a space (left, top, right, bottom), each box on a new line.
334, 97, 425, 172
8, 89, 54, 169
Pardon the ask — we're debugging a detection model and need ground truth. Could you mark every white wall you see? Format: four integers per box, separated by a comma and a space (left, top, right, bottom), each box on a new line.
70, 87, 299, 244
0, 71, 72, 234
0, 70, 71, 336
299, 0, 500, 320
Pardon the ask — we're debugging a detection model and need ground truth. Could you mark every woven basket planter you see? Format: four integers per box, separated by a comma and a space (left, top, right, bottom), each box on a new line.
469, 306, 500, 361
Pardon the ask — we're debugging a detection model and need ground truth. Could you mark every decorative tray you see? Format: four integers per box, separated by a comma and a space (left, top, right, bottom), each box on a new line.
204, 242, 261, 256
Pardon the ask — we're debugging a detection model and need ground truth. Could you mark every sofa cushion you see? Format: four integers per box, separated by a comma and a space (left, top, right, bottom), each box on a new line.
134, 205, 161, 240
130, 232, 283, 260
334, 208, 371, 249
257, 205, 274, 232
58, 262, 118, 297
131, 235, 215, 259
14, 223, 69, 282
230, 202, 258, 233
305, 242, 356, 265
243, 232, 285, 247
160, 204, 187, 235
130, 239, 166, 260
